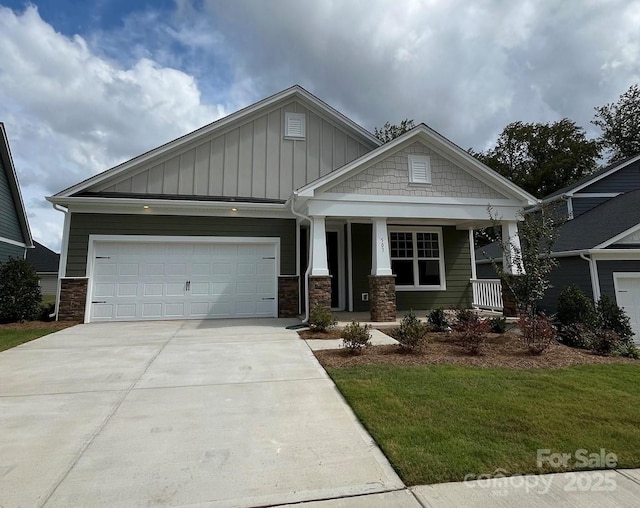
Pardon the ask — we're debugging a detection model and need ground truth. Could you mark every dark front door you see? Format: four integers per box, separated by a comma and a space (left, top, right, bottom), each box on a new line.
326, 231, 339, 308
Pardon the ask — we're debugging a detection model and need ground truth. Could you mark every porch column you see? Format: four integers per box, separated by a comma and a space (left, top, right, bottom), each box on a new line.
501, 220, 524, 275
371, 218, 393, 275
309, 215, 332, 312
369, 218, 396, 322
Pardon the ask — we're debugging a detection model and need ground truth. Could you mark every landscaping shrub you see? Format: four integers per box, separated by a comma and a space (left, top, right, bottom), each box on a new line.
391, 310, 429, 352
596, 296, 633, 340
518, 314, 557, 355
489, 316, 507, 334
452, 314, 491, 355
0, 257, 42, 323
556, 285, 595, 328
558, 323, 592, 349
454, 308, 475, 325
39, 302, 56, 322
309, 305, 336, 332
427, 308, 449, 332
341, 321, 372, 355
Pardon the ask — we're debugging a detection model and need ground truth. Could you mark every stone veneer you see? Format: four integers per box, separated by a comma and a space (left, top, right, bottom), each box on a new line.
58, 278, 88, 321
368, 275, 397, 322
308, 276, 332, 311
278, 276, 299, 318
329, 142, 504, 199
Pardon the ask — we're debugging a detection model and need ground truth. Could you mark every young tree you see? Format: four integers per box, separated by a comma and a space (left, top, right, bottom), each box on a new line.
374, 119, 415, 143
473, 119, 600, 197
592, 83, 640, 162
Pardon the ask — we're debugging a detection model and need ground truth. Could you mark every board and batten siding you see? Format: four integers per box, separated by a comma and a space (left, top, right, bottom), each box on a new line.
66, 214, 296, 277
0, 155, 25, 245
94, 100, 375, 201
350, 224, 472, 312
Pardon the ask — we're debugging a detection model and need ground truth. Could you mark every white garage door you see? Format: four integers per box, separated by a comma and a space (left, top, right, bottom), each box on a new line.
614, 274, 640, 343
89, 239, 277, 322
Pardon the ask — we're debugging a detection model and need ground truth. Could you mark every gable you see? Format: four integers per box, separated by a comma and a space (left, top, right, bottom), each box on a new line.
63, 87, 379, 202
324, 142, 506, 200
579, 159, 640, 194
0, 153, 25, 243
613, 227, 640, 246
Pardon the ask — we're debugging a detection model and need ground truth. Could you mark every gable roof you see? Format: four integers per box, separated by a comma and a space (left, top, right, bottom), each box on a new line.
478, 188, 640, 260
0, 123, 33, 248
52, 85, 381, 199
296, 124, 538, 205
26, 241, 60, 273
542, 154, 640, 201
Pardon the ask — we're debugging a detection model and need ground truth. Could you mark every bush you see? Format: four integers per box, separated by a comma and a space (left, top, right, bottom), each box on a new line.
341, 321, 372, 355
390, 310, 429, 352
518, 314, 557, 355
454, 308, 475, 325
589, 329, 628, 356
0, 257, 42, 323
596, 296, 633, 340
309, 305, 336, 332
556, 285, 595, 328
427, 308, 449, 332
558, 323, 592, 349
39, 302, 56, 322
489, 316, 507, 334
452, 314, 491, 355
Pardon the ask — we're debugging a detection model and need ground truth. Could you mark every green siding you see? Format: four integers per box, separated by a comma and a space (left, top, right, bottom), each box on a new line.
0, 242, 26, 263
66, 214, 296, 277
0, 156, 25, 244
351, 224, 472, 312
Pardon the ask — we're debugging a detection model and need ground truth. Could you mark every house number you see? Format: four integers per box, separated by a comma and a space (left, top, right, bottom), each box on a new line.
380, 237, 385, 252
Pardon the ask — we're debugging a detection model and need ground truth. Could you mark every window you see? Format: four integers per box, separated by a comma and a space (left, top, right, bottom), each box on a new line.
390, 229, 445, 289
408, 154, 431, 184
284, 112, 306, 139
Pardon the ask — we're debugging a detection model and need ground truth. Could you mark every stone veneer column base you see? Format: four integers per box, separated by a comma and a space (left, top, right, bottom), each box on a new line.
501, 276, 518, 317
58, 278, 88, 322
369, 275, 396, 322
278, 276, 300, 318
308, 275, 332, 312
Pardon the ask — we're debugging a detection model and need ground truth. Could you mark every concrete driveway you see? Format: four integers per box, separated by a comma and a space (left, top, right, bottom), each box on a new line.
0, 319, 410, 507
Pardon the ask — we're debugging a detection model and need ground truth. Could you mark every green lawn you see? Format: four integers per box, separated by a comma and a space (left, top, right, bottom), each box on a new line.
328, 364, 640, 485
0, 326, 62, 352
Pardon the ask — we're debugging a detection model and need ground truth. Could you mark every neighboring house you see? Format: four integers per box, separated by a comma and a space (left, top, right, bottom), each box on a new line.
26, 241, 60, 296
476, 155, 640, 340
0, 122, 33, 262
48, 85, 536, 323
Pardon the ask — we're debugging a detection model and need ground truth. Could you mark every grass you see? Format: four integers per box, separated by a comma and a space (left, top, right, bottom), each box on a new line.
0, 328, 60, 352
328, 364, 640, 485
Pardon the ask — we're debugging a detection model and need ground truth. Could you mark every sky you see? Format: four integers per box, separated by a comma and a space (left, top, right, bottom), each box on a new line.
0, 0, 639, 252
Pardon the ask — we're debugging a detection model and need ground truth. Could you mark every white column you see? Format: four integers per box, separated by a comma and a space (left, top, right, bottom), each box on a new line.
468, 228, 477, 280
310, 215, 329, 276
371, 218, 392, 276
502, 220, 524, 275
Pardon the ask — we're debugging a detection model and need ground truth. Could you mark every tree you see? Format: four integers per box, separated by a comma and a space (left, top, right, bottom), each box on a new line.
374, 119, 415, 143
592, 83, 640, 162
473, 119, 600, 197
0, 257, 42, 323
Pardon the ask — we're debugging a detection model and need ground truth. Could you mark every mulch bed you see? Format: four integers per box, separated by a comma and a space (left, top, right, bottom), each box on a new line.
313, 331, 639, 369
0, 320, 78, 331
298, 328, 344, 340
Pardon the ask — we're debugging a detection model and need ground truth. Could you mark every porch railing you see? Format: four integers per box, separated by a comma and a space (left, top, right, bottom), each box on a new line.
471, 279, 503, 311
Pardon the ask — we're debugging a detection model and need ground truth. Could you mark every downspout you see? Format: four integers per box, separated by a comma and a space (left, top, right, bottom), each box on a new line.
51, 204, 70, 319
289, 195, 312, 324
580, 252, 600, 303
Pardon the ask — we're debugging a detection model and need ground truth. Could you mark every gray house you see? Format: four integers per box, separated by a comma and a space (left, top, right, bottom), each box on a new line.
48, 85, 536, 323
0, 123, 33, 262
26, 241, 60, 296
476, 154, 640, 339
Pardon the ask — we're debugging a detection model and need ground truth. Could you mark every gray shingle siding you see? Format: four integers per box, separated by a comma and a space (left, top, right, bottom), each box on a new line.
0, 155, 25, 244
580, 161, 640, 194
66, 213, 296, 277
597, 259, 640, 302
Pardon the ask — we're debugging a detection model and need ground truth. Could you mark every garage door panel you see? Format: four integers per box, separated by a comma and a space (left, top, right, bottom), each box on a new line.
615, 275, 640, 342
90, 240, 277, 322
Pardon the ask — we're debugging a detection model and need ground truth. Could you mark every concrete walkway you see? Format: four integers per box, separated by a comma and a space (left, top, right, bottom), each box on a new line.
0, 319, 405, 507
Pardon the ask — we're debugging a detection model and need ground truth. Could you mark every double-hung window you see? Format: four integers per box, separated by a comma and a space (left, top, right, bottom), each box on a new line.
389, 228, 445, 290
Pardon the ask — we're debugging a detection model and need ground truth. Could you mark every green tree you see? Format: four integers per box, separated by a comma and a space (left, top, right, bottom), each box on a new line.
0, 257, 42, 323
473, 119, 600, 197
374, 119, 415, 143
592, 83, 640, 162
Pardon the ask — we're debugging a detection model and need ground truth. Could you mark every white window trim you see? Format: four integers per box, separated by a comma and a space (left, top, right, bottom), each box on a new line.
389, 226, 446, 291
284, 112, 306, 139
408, 154, 431, 184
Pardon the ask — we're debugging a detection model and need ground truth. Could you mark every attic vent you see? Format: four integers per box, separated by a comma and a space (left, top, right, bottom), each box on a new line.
285, 112, 306, 139
409, 155, 431, 184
